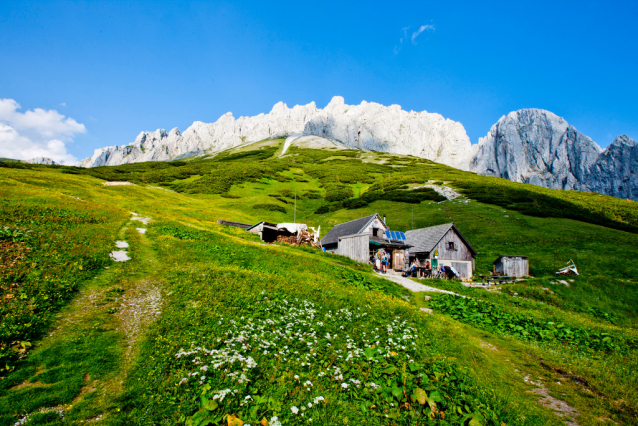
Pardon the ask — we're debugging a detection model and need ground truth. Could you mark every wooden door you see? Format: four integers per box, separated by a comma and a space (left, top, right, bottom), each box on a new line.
393, 250, 405, 270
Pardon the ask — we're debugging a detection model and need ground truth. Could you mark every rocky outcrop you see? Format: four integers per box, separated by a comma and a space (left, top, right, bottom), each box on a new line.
77, 96, 472, 170
25, 157, 57, 165
587, 135, 638, 200
470, 109, 638, 201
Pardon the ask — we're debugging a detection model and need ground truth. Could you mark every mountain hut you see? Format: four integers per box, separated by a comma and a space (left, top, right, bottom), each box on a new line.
321, 213, 411, 269
404, 223, 476, 279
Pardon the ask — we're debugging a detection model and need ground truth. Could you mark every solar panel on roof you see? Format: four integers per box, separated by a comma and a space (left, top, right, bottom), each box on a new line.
384, 230, 406, 241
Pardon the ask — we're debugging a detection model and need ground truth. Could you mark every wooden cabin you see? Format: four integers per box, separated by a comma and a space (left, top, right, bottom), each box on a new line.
405, 223, 476, 279
321, 213, 410, 268
493, 255, 528, 277
321, 213, 388, 252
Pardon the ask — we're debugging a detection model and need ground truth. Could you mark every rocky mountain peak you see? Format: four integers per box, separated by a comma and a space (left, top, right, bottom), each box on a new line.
77, 97, 472, 170
471, 109, 636, 200
25, 157, 57, 165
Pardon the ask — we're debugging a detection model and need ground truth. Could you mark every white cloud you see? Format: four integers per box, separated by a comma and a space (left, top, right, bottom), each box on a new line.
411, 24, 435, 44
0, 99, 85, 164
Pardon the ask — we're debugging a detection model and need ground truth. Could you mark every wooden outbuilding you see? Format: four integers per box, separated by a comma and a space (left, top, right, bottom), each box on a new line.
246, 221, 278, 242
405, 223, 476, 279
493, 255, 528, 278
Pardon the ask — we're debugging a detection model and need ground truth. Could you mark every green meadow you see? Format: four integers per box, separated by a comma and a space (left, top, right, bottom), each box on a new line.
0, 140, 637, 425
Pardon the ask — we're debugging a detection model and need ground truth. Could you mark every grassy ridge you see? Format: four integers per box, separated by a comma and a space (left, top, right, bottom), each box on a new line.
42, 141, 638, 233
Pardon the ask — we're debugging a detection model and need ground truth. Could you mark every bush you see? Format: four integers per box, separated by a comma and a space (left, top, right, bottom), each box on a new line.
253, 203, 287, 213
324, 184, 354, 202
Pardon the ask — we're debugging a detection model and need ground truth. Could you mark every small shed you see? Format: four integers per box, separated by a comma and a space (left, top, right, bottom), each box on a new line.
246, 221, 278, 242
493, 255, 528, 277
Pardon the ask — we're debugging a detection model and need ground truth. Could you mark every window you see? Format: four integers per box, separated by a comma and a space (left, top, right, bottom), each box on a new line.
447, 241, 456, 250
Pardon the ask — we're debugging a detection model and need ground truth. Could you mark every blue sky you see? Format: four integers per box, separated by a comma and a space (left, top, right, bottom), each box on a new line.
1, 0, 637, 163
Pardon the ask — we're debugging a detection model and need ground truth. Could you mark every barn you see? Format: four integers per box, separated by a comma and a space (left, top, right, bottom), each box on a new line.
493, 255, 529, 278
405, 223, 477, 279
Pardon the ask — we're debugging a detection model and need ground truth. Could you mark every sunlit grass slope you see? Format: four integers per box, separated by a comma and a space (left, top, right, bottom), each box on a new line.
0, 143, 637, 425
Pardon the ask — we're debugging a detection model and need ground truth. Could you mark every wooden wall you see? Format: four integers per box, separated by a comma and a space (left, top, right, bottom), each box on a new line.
433, 228, 474, 262
361, 217, 388, 236
338, 234, 370, 264
494, 257, 529, 277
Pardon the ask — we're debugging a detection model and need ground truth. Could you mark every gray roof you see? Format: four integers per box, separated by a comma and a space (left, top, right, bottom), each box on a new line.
246, 221, 277, 232
321, 213, 384, 246
405, 223, 476, 255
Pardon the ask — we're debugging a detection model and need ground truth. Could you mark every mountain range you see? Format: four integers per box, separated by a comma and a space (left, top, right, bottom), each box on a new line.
75, 97, 637, 201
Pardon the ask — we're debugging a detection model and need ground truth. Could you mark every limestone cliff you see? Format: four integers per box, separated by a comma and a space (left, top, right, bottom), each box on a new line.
76, 96, 472, 170
470, 109, 637, 200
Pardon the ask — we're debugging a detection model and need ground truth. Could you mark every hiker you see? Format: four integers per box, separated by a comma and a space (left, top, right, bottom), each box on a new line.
410, 259, 419, 277
381, 251, 388, 273
423, 260, 431, 278
375, 252, 382, 271
441, 265, 455, 279
440, 265, 448, 279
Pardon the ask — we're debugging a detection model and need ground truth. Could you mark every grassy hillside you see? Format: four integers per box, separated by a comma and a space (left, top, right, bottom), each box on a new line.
0, 145, 637, 425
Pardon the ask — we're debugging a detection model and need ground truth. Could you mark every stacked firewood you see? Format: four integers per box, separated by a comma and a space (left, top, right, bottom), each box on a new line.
276, 230, 320, 248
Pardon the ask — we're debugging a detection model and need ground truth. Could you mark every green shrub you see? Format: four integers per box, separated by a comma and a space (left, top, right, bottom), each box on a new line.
253, 203, 287, 213
324, 184, 354, 202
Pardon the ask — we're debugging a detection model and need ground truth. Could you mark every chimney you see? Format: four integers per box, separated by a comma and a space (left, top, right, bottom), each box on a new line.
383, 214, 386, 224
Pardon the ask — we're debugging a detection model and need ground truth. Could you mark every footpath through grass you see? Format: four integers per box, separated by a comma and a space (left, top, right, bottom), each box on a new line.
0, 216, 162, 425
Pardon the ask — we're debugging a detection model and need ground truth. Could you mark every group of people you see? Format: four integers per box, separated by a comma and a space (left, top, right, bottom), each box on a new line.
405, 259, 431, 278
370, 250, 460, 280
404, 259, 459, 279
370, 250, 390, 273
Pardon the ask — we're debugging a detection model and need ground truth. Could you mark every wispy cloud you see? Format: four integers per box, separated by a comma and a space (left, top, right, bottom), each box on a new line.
394, 26, 409, 54
411, 24, 435, 44
394, 23, 435, 54
0, 99, 85, 164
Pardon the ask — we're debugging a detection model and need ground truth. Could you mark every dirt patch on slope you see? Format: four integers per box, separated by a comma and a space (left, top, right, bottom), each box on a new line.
115, 279, 162, 362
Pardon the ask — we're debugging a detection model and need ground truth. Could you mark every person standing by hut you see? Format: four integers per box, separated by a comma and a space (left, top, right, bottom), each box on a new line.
375, 251, 382, 272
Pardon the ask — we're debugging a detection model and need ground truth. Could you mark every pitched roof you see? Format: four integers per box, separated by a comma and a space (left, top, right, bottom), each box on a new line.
405, 223, 477, 255
320, 213, 385, 246
246, 221, 277, 232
